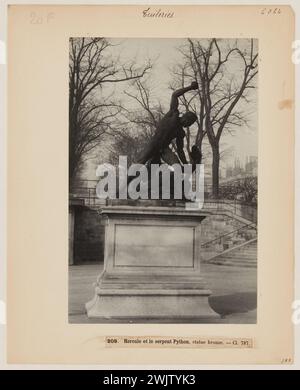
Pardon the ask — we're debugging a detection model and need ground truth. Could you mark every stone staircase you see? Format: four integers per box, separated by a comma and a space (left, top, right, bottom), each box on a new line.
206, 239, 257, 268
201, 214, 257, 261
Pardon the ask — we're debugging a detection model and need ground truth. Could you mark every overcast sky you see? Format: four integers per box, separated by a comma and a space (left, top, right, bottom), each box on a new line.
109, 38, 258, 164
81, 38, 258, 180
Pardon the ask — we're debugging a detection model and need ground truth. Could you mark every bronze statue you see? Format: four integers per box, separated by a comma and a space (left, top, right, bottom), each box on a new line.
123, 81, 202, 200
137, 81, 199, 167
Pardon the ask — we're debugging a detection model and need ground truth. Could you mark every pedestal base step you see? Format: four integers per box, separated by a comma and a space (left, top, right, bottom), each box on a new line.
97, 272, 210, 290
86, 293, 218, 320
86, 272, 218, 320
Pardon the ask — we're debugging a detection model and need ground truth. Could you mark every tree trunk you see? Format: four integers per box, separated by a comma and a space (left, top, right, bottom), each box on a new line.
212, 145, 220, 198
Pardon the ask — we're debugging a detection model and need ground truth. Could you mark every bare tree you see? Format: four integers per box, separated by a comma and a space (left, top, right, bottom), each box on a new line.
237, 176, 257, 204
123, 79, 164, 135
108, 128, 152, 166
69, 37, 151, 185
219, 176, 257, 204
176, 38, 258, 197
111, 78, 166, 161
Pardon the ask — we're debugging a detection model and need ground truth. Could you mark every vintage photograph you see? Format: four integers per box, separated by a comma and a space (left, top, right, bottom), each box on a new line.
68, 37, 258, 324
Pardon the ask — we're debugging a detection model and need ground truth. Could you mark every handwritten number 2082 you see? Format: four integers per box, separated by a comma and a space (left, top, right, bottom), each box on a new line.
261, 8, 281, 15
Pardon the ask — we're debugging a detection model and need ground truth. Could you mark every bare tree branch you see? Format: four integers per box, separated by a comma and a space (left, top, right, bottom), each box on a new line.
69, 37, 152, 184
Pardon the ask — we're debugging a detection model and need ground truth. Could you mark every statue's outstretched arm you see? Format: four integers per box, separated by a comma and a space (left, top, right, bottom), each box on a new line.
170, 81, 198, 111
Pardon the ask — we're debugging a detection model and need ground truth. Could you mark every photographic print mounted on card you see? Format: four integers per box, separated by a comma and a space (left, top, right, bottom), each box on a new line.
7, 5, 294, 364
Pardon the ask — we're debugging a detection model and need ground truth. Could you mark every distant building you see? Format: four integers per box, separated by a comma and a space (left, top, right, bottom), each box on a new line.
225, 155, 257, 181
245, 155, 258, 176
226, 166, 233, 178
232, 157, 242, 177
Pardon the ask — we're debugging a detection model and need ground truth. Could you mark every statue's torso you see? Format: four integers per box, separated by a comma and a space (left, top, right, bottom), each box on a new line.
156, 109, 185, 150
137, 109, 185, 164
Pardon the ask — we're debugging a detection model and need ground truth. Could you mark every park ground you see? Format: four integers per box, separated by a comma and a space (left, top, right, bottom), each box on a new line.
69, 263, 257, 324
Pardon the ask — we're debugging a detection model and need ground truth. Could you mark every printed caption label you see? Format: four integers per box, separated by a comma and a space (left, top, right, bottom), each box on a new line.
105, 336, 254, 348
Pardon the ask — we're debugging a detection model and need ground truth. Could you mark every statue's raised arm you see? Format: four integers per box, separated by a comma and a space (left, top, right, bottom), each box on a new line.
132, 81, 198, 172
169, 81, 199, 111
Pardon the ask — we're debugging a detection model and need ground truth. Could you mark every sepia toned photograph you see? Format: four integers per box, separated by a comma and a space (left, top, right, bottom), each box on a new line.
6, 3, 295, 365
68, 37, 258, 324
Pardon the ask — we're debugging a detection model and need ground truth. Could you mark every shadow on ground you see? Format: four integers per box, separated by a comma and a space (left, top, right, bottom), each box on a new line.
209, 292, 257, 318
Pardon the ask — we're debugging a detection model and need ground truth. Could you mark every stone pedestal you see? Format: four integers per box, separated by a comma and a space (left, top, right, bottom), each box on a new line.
86, 203, 218, 321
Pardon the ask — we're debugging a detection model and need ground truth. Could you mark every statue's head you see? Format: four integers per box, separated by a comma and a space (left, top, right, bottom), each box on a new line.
180, 111, 197, 127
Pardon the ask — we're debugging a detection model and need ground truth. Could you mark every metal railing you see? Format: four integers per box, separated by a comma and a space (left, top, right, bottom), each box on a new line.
200, 220, 257, 261
69, 186, 104, 207
203, 199, 257, 223
69, 185, 257, 222
201, 221, 257, 248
